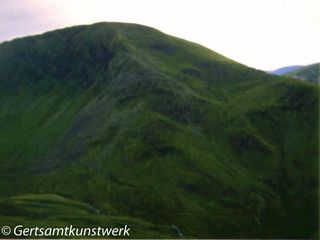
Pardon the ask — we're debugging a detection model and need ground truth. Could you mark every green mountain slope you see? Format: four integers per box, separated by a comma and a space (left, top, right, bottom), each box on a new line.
285, 63, 320, 84
0, 22, 318, 238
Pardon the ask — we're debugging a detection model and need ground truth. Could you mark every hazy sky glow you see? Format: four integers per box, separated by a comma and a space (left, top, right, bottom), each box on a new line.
0, 0, 319, 70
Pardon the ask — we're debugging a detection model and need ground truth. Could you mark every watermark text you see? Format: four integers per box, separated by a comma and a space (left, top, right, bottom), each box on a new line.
1, 225, 130, 237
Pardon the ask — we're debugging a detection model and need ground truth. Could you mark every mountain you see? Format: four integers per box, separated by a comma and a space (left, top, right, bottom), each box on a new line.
285, 63, 320, 84
0, 22, 318, 238
270, 65, 302, 75
270, 63, 320, 84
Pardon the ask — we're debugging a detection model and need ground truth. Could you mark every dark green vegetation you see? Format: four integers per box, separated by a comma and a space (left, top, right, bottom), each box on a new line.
0, 22, 318, 238
285, 63, 320, 84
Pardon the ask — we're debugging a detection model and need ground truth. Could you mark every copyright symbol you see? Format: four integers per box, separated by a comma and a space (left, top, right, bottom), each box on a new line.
1, 226, 11, 236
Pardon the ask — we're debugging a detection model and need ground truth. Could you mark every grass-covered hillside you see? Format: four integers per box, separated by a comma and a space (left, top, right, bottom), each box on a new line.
0, 22, 318, 238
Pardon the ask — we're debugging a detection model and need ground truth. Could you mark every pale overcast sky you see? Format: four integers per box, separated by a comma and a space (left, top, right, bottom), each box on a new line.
0, 0, 319, 70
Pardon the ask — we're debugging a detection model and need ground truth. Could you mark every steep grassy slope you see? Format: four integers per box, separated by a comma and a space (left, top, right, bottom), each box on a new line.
285, 63, 319, 84
0, 22, 318, 238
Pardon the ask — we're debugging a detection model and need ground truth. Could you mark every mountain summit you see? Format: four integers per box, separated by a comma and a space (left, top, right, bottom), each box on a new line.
0, 22, 318, 238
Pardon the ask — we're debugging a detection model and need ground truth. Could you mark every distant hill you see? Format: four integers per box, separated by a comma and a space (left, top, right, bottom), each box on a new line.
0, 22, 318, 238
285, 63, 320, 84
270, 65, 302, 75
270, 63, 319, 84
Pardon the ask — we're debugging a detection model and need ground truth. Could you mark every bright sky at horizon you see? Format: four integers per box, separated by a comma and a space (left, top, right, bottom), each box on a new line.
0, 0, 319, 71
